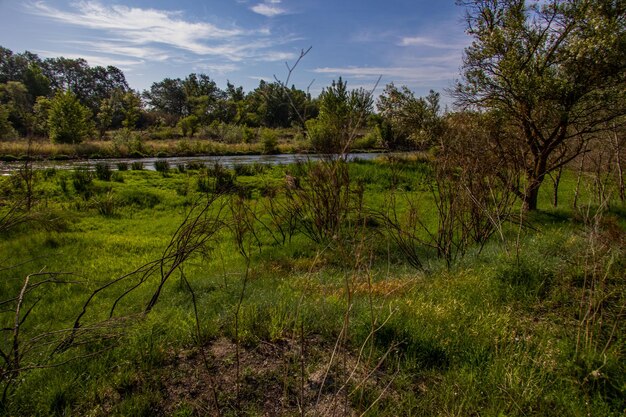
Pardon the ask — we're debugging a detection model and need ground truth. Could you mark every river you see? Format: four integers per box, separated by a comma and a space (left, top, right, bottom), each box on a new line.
0, 152, 389, 175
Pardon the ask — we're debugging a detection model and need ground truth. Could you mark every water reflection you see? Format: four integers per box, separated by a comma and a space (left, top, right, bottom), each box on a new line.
0, 153, 388, 175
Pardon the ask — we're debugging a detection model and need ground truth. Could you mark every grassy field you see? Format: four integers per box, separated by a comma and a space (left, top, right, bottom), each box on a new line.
0, 157, 624, 416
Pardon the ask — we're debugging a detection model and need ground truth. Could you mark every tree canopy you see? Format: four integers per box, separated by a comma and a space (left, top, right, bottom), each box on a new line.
455, 0, 626, 210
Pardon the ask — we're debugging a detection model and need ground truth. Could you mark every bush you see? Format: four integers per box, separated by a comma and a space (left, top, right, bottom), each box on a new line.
94, 163, 112, 181
111, 172, 124, 183
352, 129, 381, 149
154, 160, 170, 173
117, 189, 161, 209
91, 191, 117, 216
177, 115, 199, 137
117, 162, 129, 171
131, 162, 144, 171
261, 128, 279, 154
71, 167, 93, 198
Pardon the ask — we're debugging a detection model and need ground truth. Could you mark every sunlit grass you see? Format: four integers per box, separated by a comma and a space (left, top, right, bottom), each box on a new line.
0, 160, 623, 416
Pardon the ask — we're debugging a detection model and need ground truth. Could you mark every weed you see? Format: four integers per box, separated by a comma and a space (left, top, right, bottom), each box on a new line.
95, 162, 113, 181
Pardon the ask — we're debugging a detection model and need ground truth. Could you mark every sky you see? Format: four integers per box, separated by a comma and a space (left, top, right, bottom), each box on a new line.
0, 0, 470, 104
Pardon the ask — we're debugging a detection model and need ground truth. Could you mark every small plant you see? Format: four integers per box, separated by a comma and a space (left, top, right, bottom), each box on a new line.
186, 162, 204, 171
71, 167, 93, 198
117, 162, 129, 171
131, 161, 144, 171
95, 163, 112, 181
154, 160, 170, 173
112, 172, 124, 183
91, 190, 118, 216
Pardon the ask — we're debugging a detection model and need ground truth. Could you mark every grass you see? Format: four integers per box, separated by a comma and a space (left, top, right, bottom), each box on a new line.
0, 126, 385, 161
0, 158, 624, 416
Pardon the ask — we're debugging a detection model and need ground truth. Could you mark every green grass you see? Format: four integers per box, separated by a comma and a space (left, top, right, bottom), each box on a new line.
0, 159, 624, 416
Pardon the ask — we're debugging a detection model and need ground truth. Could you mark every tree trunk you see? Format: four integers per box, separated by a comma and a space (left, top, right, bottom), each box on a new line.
523, 156, 549, 211
523, 181, 541, 211
613, 126, 625, 203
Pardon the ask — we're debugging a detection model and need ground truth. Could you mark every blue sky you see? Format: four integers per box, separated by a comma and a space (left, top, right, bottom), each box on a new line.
0, 0, 469, 102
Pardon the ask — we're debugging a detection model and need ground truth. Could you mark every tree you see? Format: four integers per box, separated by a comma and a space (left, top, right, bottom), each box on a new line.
455, 0, 626, 210
0, 81, 32, 136
48, 91, 92, 144
377, 83, 442, 149
120, 91, 142, 129
143, 78, 187, 118
178, 114, 199, 137
306, 77, 373, 154
32, 96, 51, 137
0, 104, 17, 139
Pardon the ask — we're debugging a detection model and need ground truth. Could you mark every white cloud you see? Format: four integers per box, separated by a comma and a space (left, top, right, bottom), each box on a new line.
312, 66, 457, 85
251, 2, 287, 17
399, 36, 464, 49
67, 41, 171, 61
192, 62, 240, 74
35, 50, 144, 70
26, 1, 295, 63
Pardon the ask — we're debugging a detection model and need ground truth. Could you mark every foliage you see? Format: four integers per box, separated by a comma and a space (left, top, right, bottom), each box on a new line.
94, 162, 112, 181
455, 0, 626, 210
48, 90, 92, 144
177, 114, 199, 138
260, 127, 279, 154
376, 84, 442, 150
307, 77, 373, 154
0, 103, 17, 139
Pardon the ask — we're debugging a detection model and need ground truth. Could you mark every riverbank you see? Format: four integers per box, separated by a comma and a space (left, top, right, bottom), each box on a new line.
0, 138, 297, 161
0, 133, 383, 162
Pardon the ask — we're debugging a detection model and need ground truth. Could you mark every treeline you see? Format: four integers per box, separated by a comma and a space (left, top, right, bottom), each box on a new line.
0, 46, 443, 151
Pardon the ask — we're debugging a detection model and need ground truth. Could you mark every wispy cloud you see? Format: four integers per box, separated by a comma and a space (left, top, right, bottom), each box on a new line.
312, 66, 458, 85
399, 36, 460, 49
25, 1, 296, 63
250, 1, 287, 17
66, 41, 171, 61
35, 50, 144, 70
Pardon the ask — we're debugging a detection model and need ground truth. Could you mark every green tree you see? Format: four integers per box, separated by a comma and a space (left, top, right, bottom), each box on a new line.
307, 77, 373, 154
121, 91, 142, 129
455, 0, 626, 211
96, 97, 114, 139
0, 81, 33, 136
32, 96, 51, 137
377, 83, 442, 149
48, 90, 92, 144
177, 114, 199, 137
143, 78, 186, 118
0, 104, 17, 139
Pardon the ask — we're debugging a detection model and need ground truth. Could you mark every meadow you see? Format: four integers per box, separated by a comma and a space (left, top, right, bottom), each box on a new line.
0, 156, 624, 416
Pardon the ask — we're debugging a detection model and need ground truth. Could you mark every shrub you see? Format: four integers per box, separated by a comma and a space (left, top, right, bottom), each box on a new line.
71, 167, 93, 198
185, 162, 204, 171
91, 191, 117, 216
131, 162, 144, 171
261, 128, 279, 154
116, 162, 129, 171
94, 163, 112, 181
154, 160, 170, 173
118, 189, 161, 209
177, 115, 200, 137
111, 172, 124, 183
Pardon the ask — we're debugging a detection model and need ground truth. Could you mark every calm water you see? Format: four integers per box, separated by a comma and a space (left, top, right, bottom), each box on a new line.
0, 152, 388, 175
